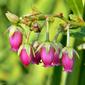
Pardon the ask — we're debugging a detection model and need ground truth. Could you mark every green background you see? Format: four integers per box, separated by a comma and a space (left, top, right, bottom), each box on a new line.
0, 0, 85, 85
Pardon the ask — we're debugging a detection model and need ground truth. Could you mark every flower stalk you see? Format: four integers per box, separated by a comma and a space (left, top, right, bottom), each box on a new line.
46, 17, 49, 41
66, 24, 70, 47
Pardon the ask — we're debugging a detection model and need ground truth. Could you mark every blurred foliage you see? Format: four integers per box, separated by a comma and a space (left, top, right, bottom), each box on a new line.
0, 0, 85, 85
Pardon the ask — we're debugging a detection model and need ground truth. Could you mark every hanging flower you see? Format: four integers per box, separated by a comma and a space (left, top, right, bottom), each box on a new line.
40, 42, 55, 67
9, 30, 22, 51
51, 43, 62, 66
62, 49, 74, 72
19, 45, 32, 66
31, 41, 41, 64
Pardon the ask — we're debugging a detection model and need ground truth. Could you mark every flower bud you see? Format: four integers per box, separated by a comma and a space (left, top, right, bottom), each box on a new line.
31, 42, 41, 64
40, 42, 55, 67
62, 51, 74, 72
52, 49, 60, 66
31, 51, 41, 64
9, 31, 22, 51
19, 45, 31, 66
5, 11, 19, 23
31, 22, 40, 32
51, 43, 62, 66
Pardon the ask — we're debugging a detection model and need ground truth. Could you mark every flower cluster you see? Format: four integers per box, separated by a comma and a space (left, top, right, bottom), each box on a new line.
6, 11, 79, 72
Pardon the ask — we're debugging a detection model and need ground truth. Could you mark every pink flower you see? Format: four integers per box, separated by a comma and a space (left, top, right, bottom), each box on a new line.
62, 51, 74, 72
40, 47, 55, 67
9, 31, 22, 51
31, 51, 41, 64
20, 48, 31, 66
52, 50, 60, 66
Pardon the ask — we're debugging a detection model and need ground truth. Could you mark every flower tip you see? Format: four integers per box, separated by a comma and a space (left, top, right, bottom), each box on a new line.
51, 63, 61, 66
10, 47, 18, 52
64, 69, 72, 72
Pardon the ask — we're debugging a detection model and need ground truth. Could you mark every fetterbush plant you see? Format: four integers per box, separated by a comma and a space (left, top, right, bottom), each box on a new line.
6, 9, 83, 72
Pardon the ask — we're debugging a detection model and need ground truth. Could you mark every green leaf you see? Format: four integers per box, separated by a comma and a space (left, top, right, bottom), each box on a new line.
70, 27, 85, 39
77, 43, 85, 50
29, 31, 39, 44
65, 0, 83, 18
